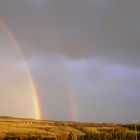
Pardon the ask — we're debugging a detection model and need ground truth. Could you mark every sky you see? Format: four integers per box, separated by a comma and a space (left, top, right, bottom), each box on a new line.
0, 0, 140, 123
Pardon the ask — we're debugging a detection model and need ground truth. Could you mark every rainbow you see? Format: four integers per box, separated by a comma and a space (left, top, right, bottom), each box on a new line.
63, 70, 78, 121
0, 18, 79, 121
67, 90, 78, 121
0, 19, 41, 120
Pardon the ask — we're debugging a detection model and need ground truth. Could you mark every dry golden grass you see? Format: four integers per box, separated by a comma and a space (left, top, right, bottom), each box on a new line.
0, 116, 139, 139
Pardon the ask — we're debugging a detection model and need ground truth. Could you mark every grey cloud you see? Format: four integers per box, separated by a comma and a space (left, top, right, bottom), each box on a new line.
0, 0, 140, 122
29, 56, 140, 122
0, 0, 140, 66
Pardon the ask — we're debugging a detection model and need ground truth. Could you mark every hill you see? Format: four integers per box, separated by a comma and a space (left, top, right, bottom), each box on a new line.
0, 116, 139, 140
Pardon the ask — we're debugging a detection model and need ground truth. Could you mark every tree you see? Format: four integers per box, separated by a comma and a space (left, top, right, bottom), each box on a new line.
67, 132, 76, 140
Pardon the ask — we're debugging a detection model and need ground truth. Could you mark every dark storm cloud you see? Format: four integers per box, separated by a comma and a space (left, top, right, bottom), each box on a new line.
0, 0, 140, 122
0, 0, 140, 65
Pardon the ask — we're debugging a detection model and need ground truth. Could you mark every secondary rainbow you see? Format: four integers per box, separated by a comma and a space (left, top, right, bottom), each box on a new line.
0, 19, 41, 120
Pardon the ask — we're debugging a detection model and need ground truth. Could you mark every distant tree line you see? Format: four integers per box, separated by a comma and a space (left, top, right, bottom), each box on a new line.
67, 130, 140, 140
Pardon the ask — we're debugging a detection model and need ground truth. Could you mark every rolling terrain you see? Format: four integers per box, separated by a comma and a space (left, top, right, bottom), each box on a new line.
0, 116, 139, 140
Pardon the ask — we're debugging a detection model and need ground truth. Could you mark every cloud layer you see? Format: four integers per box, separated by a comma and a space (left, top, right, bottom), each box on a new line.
0, 0, 140, 122
1, 0, 140, 65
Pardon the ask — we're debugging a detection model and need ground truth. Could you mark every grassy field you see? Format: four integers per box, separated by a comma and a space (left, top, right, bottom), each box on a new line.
0, 116, 139, 140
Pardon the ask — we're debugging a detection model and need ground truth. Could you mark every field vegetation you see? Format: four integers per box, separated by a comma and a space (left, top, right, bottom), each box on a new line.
0, 116, 139, 140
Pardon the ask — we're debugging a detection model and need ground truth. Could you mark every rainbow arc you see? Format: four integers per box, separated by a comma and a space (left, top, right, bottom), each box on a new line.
0, 19, 41, 120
